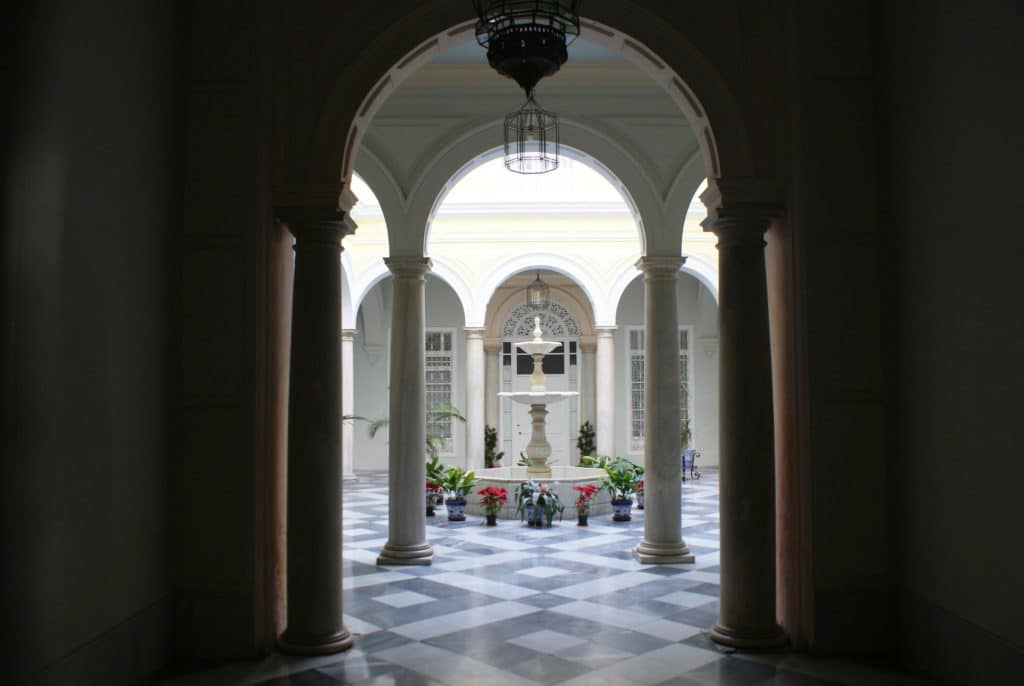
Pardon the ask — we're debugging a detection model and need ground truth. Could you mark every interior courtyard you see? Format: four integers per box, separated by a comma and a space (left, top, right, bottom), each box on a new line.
4, 2, 1023, 685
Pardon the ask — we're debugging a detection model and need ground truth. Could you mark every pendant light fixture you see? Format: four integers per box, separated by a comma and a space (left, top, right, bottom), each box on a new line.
526, 271, 550, 308
473, 1, 582, 174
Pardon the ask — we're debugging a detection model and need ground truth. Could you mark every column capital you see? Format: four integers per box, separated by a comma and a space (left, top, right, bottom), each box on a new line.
385, 256, 432, 278
579, 340, 597, 354
594, 326, 617, 338
465, 327, 487, 339
341, 328, 358, 341
636, 255, 686, 277
275, 206, 356, 245
701, 204, 780, 247
484, 338, 503, 353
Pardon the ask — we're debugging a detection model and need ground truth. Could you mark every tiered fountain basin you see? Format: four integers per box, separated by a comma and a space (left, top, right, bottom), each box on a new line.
465, 465, 611, 519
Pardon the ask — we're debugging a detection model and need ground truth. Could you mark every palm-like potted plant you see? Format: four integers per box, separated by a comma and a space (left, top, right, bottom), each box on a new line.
477, 485, 508, 525
484, 424, 504, 468
439, 465, 477, 522
601, 457, 643, 521
576, 421, 596, 465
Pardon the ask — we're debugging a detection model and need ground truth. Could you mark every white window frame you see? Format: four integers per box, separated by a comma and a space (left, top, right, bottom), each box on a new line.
425, 328, 457, 457
625, 325, 695, 456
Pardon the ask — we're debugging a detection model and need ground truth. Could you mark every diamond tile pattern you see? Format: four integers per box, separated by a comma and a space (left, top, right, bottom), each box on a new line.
171, 470, 933, 686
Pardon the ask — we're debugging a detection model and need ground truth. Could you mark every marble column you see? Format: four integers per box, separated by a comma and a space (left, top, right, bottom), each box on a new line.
579, 339, 596, 429
341, 328, 358, 481
633, 257, 695, 565
704, 206, 786, 648
465, 327, 486, 471
594, 327, 616, 456
277, 207, 354, 655
484, 339, 501, 434
378, 256, 434, 566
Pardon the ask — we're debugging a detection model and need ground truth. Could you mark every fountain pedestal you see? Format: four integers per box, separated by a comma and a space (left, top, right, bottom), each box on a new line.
526, 404, 552, 476
498, 317, 578, 479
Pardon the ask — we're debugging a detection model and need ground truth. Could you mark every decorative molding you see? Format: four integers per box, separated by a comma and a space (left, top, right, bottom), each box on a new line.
502, 301, 580, 338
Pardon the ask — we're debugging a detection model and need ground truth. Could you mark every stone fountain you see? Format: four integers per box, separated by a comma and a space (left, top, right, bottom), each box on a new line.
467, 317, 610, 518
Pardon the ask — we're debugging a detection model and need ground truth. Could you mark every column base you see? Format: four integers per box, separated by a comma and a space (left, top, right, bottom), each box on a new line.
709, 622, 787, 650
632, 540, 695, 564
377, 542, 433, 566
277, 627, 354, 655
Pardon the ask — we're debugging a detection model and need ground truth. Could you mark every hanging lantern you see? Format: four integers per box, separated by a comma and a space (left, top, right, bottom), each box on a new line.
505, 94, 559, 174
473, 1, 581, 174
526, 272, 550, 308
473, 1, 582, 96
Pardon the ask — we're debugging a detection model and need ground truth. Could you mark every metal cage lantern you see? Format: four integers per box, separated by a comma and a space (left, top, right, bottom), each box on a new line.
505, 96, 559, 174
526, 272, 550, 307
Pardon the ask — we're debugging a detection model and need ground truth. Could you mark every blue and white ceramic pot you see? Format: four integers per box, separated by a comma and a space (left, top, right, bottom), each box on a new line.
611, 499, 633, 521
445, 498, 467, 521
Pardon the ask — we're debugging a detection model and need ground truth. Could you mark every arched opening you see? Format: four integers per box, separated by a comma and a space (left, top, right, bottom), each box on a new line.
270, 9, 801, 663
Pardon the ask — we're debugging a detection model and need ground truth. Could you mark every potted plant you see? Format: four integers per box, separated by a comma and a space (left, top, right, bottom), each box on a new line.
477, 485, 508, 525
680, 417, 700, 481
636, 480, 645, 509
576, 421, 596, 465
439, 465, 477, 522
484, 424, 504, 468
601, 457, 642, 521
573, 483, 599, 526
515, 479, 564, 527
425, 454, 445, 516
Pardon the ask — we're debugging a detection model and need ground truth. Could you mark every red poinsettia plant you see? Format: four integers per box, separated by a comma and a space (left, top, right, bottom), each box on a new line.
573, 483, 599, 510
636, 480, 644, 491
477, 485, 508, 515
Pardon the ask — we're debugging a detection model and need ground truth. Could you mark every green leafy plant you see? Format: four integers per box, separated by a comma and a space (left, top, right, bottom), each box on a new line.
515, 479, 564, 526
484, 424, 504, 468
680, 417, 692, 450
348, 403, 465, 461
576, 421, 596, 463
439, 465, 477, 501
579, 454, 612, 469
517, 452, 531, 467
601, 457, 643, 502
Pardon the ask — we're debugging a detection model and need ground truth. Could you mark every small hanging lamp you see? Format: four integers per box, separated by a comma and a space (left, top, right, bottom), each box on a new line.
526, 272, 550, 308
505, 93, 559, 174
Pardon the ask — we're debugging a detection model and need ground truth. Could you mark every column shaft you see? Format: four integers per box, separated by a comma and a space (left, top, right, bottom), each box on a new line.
278, 209, 353, 655
342, 329, 357, 481
579, 341, 596, 430
378, 257, 434, 566
594, 328, 616, 456
484, 340, 501, 435
706, 209, 785, 648
633, 257, 694, 564
465, 328, 486, 470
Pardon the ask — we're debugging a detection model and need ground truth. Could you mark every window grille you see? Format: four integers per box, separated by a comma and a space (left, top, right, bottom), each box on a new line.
425, 330, 454, 452
628, 327, 692, 444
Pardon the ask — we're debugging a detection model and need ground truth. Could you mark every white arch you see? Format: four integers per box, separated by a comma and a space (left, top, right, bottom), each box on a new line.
341, 251, 355, 327
425, 144, 644, 250
607, 252, 720, 319
681, 254, 719, 304
476, 253, 610, 328
428, 257, 475, 326
350, 259, 392, 316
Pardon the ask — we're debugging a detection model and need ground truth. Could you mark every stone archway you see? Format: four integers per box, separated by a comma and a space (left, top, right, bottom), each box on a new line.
270, 4, 803, 658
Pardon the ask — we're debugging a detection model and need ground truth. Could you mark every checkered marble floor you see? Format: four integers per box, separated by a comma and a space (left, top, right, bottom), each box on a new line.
160, 470, 933, 686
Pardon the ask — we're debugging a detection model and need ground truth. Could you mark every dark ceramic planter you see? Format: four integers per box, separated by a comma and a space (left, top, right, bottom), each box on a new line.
611, 499, 633, 521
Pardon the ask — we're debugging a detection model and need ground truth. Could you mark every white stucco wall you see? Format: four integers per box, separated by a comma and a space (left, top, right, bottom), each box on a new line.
614, 272, 719, 468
